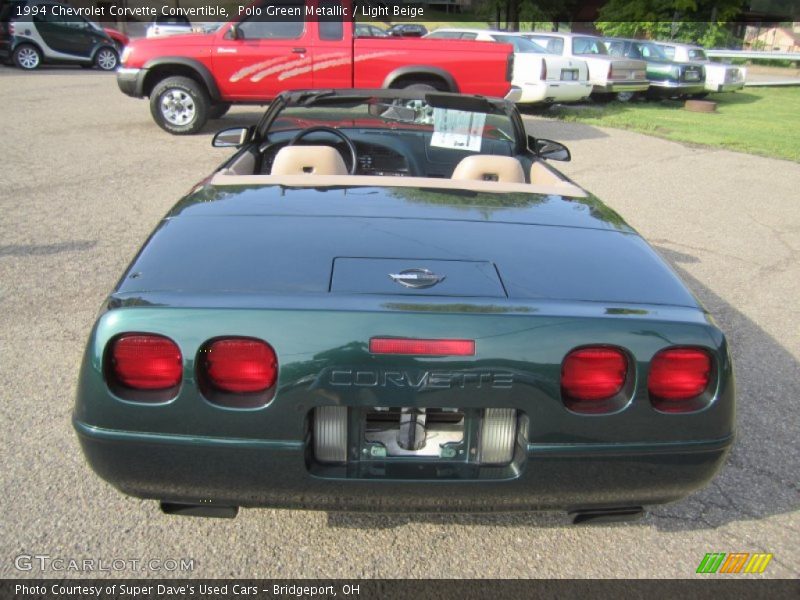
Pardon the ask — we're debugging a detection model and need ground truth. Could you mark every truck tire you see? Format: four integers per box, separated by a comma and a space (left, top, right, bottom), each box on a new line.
208, 103, 231, 119
150, 76, 210, 135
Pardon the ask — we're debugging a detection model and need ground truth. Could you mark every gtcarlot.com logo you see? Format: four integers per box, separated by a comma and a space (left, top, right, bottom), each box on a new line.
696, 552, 773, 574
14, 554, 195, 573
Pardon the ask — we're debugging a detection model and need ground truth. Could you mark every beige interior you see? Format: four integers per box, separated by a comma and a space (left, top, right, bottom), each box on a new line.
210, 173, 586, 198
452, 155, 526, 183
271, 145, 348, 176
530, 161, 569, 186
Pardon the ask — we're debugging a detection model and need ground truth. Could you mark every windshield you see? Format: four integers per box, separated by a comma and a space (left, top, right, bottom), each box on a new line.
492, 35, 548, 54
572, 36, 608, 55
635, 42, 669, 60
689, 48, 708, 60
268, 96, 517, 149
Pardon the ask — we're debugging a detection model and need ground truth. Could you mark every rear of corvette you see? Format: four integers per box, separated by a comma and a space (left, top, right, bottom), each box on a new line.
74, 183, 734, 518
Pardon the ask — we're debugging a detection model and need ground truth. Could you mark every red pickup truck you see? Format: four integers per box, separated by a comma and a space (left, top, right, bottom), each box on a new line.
117, 0, 517, 134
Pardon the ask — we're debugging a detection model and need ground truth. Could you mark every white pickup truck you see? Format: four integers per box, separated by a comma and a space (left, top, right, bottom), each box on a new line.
426, 28, 593, 104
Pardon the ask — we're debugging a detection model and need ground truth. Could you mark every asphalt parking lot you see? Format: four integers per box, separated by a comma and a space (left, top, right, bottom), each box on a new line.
1, 67, 798, 579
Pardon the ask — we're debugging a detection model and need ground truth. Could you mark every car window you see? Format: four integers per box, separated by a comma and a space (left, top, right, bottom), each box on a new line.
660, 45, 676, 59
689, 48, 707, 60
605, 41, 625, 57
460, 32, 477, 40
237, 0, 305, 40
318, 0, 342, 40
637, 42, 667, 60
573, 36, 608, 55
493, 34, 547, 53
155, 15, 190, 25
427, 31, 461, 39
530, 36, 564, 54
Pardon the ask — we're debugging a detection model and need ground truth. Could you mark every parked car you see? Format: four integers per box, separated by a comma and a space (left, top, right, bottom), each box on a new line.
386, 23, 427, 37
427, 28, 592, 104
354, 23, 387, 37
145, 14, 192, 39
117, 0, 518, 135
74, 88, 734, 519
0, 0, 119, 70
658, 42, 745, 96
603, 37, 705, 100
523, 32, 649, 101
102, 25, 128, 51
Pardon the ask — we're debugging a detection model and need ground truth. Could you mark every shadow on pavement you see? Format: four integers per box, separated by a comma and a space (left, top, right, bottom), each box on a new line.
326, 245, 798, 532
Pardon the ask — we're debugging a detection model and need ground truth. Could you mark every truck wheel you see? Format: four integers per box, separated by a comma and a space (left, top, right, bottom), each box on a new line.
150, 76, 210, 135
208, 103, 231, 119
94, 47, 119, 71
13, 44, 41, 70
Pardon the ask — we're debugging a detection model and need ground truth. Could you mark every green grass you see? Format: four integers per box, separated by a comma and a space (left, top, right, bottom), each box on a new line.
547, 87, 800, 162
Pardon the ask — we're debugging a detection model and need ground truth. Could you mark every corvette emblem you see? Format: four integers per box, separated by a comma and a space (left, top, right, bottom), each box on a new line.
389, 268, 445, 289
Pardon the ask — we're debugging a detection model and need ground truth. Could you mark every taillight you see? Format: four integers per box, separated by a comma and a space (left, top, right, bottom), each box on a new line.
561, 347, 628, 413
370, 337, 475, 356
9, 22, 15, 35
202, 338, 277, 394
608, 63, 613, 79
649, 348, 712, 412
109, 334, 182, 391
541, 58, 547, 80
506, 52, 514, 81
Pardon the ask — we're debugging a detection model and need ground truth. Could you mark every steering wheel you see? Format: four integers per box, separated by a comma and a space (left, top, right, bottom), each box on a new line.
287, 126, 358, 174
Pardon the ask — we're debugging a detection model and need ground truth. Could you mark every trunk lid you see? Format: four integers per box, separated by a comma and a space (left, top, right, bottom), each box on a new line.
117, 184, 697, 308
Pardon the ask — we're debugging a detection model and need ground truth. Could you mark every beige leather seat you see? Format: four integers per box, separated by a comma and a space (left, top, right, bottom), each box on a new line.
452, 155, 526, 183
271, 145, 348, 176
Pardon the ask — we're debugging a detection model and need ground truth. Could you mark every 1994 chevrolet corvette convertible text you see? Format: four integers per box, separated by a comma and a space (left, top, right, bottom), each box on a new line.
73, 89, 734, 521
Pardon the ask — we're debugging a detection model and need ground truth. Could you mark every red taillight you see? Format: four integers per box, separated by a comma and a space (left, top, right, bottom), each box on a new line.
561, 347, 628, 410
110, 334, 182, 390
9, 22, 15, 35
648, 348, 711, 410
203, 338, 277, 393
369, 337, 475, 356
608, 63, 613, 79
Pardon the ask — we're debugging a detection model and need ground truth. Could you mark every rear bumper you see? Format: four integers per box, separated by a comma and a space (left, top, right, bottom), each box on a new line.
75, 419, 733, 512
710, 81, 745, 93
592, 80, 650, 94
517, 81, 593, 104
648, 80, 706, 96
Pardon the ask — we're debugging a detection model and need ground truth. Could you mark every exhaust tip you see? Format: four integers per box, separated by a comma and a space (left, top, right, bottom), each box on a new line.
160, 502, 238, 519
570, 507, 645, 525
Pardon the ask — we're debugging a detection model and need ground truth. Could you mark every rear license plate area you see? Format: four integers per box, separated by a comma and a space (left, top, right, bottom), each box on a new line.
561, 69, 578, 81
308, 406, 527, 480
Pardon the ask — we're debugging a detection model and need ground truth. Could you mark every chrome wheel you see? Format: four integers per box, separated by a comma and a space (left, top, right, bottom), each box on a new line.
95, 48, 118, 71
160, 90, 196, 126
16, 46, 40, 69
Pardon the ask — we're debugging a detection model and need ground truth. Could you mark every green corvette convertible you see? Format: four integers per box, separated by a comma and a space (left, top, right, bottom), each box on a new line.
74, 89, 734, 521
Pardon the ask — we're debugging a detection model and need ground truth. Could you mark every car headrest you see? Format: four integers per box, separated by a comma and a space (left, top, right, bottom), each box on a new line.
271, 145, 348, 176
451, 155, 526, 183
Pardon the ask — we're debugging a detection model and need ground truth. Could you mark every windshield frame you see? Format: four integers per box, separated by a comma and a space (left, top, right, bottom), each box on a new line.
255, 89, 528, 155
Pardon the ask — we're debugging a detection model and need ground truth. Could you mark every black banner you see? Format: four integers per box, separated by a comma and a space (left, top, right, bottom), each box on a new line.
1, 580, 799, 600
6, 1, 799, 24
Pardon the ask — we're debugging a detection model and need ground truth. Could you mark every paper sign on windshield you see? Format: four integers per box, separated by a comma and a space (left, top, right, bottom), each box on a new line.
430, 108, 486, 152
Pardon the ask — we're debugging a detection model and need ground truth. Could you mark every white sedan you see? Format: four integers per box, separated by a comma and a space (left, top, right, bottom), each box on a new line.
145, 15, 193, 39
426, 29, 593, 105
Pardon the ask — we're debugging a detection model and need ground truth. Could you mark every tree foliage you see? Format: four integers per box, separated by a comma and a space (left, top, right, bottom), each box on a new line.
596, 0, 747, 46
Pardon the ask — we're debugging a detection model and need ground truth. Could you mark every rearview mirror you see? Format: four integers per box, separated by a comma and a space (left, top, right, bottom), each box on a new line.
531, 136, 571, 162
226, 23, 239, 40
212, 127, 249, 148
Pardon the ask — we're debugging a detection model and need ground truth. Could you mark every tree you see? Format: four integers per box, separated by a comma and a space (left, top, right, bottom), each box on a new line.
595, 0, 747, 46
